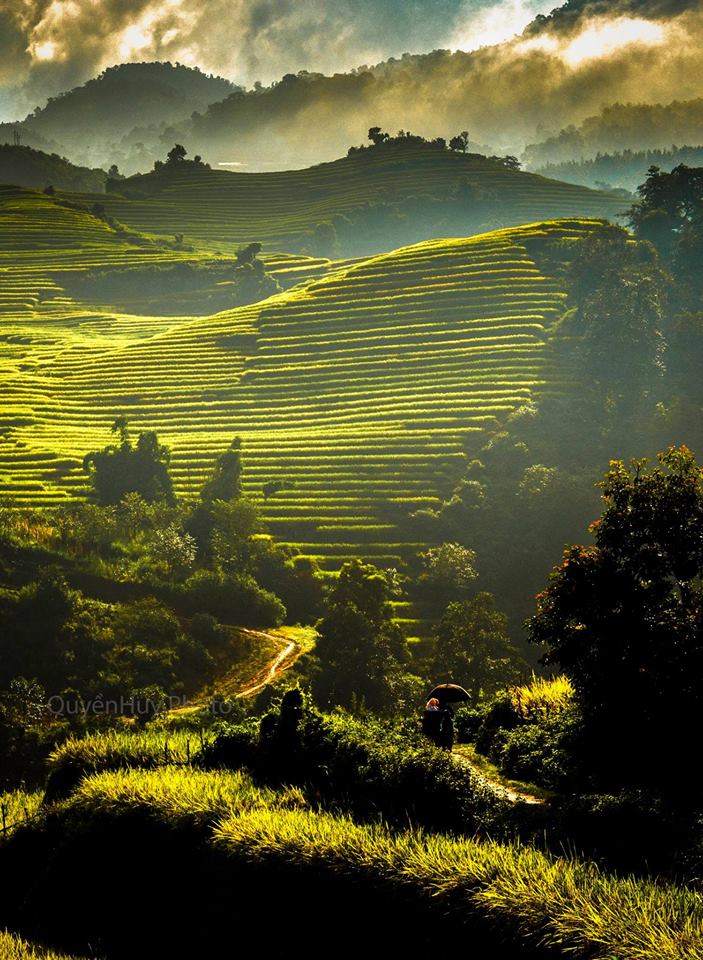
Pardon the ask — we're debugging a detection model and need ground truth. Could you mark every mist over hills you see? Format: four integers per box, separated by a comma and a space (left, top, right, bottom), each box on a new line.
3, 6, 703, 943
0, 0, 701, 175
525, 98, 703, 166
0, 63, 237, 170
89, 141, 623, 259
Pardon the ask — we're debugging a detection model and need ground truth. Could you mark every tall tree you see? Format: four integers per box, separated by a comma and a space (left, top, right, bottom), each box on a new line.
83, 417, 173, 505
449, 131, 469, 153
528, 446, 703, 784
201, 438, 243, 502
629, 164, 703, 258
367, 126, 389, 147
431, 593, 523, 703
313, 560, 410, 711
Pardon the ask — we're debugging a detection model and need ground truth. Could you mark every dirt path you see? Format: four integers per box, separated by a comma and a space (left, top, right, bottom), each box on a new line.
171, 629, 307, 715
453, 749, 545, 806
236, 634, 301, 699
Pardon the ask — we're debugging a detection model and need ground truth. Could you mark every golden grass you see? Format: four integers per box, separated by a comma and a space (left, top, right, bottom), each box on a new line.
510, 675, 575, 720
0, 930, 90, 959
32, 762, 703, 960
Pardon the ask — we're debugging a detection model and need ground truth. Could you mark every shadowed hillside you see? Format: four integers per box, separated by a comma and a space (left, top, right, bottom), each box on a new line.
89, 143, 625, 256
0, 145, 106, 194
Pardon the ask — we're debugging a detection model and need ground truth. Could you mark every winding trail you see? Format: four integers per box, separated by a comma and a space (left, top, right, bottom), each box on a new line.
171, 628, 307, 715
453, 748, 546, 806
236, 634, 300, 699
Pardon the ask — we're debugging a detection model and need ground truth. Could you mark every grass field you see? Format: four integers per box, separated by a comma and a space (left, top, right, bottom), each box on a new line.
0, 186, 603, 603
0, 931, 88, 960
79, 144, 626, 252
6, 761, 701, 959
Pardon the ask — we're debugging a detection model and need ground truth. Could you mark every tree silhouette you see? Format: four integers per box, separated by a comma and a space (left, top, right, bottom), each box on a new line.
368, 126, 389, 147
529, 446, 703, 784
200, 438, 243, 502
83, 416, 173, 504
166, 144, 188, 165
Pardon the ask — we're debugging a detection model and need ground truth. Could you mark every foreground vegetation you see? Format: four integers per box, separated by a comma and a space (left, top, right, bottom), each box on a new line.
1, 755, 700, 959
0, 931, 87, 960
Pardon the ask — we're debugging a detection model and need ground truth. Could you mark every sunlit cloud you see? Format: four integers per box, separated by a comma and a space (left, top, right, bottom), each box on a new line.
514, 15, 668, 65
119, 23, 154, 59
451, 0, 549, 51
33, 41, 57, 62
562, 17, 666, 66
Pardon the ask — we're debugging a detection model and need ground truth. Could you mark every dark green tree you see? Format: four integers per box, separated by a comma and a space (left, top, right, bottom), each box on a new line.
579, 271, 666, 402
83, 417, 174, 505
201, 437, 243, 502
188, 440, 257, 562
449, 131, 469, 152
235, 242, 262, 266
431, 593, 523, 703
560, 231, 667, 414
313, 560, 410, 711
528, 446, 703, 784
368, 126, 389, 147
232, 249, 280, 304
629, 164, 703, 259
166, 144, 188, 164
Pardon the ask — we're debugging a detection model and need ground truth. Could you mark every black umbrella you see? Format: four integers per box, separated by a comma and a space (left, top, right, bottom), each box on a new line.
428, 683, 470, 704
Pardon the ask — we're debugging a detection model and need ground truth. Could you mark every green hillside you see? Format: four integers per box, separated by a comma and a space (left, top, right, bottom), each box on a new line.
89, 144, 625, 255
0, 199, 602, 579
0, 184, 336, 312
0, 145, 106, 194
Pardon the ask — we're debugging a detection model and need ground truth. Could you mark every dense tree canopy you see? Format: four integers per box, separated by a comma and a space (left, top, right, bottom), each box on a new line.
528, 446, 703, 783
201, 437, 244, 502
313, 560, 411, 711
83, 417, 174, 505
629, 164, 703, 259
431, 593, 524, 704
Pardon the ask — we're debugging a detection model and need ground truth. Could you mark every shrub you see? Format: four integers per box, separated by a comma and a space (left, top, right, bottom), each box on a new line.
510, 675, 574, 721
176, 570, 285, 626
203, 695, 505, 834
467, 684, 584, 791
494, 706, 583, 789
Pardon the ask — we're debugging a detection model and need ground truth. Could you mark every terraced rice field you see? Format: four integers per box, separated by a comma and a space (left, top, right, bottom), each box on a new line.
0, 183, 600, 590
71, 145, 625, 251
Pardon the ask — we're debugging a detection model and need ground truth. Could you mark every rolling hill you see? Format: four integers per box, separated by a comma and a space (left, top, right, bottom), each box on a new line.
88, 143, 625, 256
0, 63, 238, 171
0, 145, 106, 194
0, 185, 603, 591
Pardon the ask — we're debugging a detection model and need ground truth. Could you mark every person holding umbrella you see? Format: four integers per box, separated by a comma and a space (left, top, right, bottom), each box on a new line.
422, 683, 470, 751
421, 696, 443, 746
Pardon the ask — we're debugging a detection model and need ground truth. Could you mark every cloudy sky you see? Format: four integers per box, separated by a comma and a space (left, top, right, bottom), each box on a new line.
0, 0, 559, 119
0, 0, 701, 122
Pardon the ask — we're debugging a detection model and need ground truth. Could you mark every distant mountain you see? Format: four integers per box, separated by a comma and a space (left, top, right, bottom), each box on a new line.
524, 99, 703, 167
0, 63, 237, 171
533, 145, 703, 192
0, 144, 106, 193
3, 0, 701, 176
